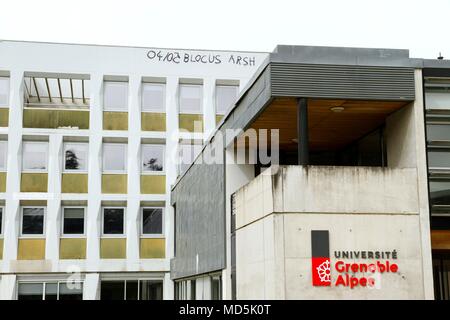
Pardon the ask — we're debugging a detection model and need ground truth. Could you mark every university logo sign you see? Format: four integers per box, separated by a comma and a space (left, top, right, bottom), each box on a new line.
311, 230, 399, 289
311, 230, 331, 286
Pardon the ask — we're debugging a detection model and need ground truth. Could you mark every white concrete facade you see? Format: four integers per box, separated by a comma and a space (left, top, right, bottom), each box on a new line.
0, 40, 268, 300
233, 87, 435, 299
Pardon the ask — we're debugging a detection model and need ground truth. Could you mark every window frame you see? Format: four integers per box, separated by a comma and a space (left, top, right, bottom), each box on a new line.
0, 206, 4, 236
61, 206, 86, 237
141, 83, 166, 113
141, 144, 165, 175
20, 206, 46, 237
22, 141, 49, 173
141, 207, 164, 238
215, 84, 239, 115
16, 281, 84, 300
101, 207, 126, 237
102, 143, 128, 174
103, 81, 129, 112
179, 84, 203, 114
0, 141, 7, 171
0, 77, 10, 107
99, 278, 164, 300
62, 142, 89, 173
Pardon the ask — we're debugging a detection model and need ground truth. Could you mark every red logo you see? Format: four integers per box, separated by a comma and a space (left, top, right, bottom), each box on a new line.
312, 257, 331, 286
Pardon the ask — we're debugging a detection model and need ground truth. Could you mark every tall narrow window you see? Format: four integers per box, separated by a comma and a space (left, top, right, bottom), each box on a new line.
104, 81, 128, 111
216, 85, 238, 115
22, 141, 48, 171
0, 207, 3, 235
21, 207, 45, 235
0, 141, 7, 171
142, 83, 165, 112
62, 207, 85, 235
0, 77, 9, 106
103, 143, 127, 172
141, 144, 164, 172
103, 208, 125, 235
142, 208, 163, 235
63, 143, 88, 171
179, 84, 202, 114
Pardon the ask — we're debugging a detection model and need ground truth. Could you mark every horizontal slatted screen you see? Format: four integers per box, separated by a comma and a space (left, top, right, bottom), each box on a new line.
271, 63, 415, 101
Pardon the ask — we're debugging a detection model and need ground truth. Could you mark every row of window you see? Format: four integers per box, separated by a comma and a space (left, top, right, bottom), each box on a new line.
17, 279, 163, 300
0, 206, 163, 237
0, 77, 239, 115
424, 79, 450, 216
0, 141, 165, 173
0, 140, 202, 175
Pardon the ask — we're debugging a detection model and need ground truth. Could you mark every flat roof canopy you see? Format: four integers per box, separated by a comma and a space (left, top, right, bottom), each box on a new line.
245, 97, 410, 152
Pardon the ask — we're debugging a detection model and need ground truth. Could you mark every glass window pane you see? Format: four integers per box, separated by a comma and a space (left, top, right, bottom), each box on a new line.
211, 276, 221, 300
0, 208, 2, 234
142, 145, 164, 172
430, 181, 450, 206
44, 283, 58, 300
22, 142, 48, 171
427, 124, 450, 141
18, 283, 43, 300
425, 91, 450, 110
103, 208, 124, 234
104, 81, 128, 111
0, 141, 6, 170
0, 77, 9, 106
142, 83, 165, 112
179, 85, 202, 113
142, 208, 163, 234
428, 149, 450, 168
125, 280, 138, 300
59, 282, 83, 300
22, 208, 44, 235
139, 280, 163, 300
64, 143, 88, 171
63, 208, 85, 234
100, 281, 125, 300
103, 144, 126, 172
216, 85, 238, 114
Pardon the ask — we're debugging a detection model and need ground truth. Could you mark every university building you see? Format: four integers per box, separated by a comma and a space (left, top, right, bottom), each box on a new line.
0, 41, 449, 300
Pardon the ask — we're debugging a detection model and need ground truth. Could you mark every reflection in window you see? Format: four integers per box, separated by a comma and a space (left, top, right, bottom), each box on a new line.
430, 180, 450, 208
104, 81, 128, 111
103, 208, 125, 235
142, 83, 165, 112
63, 208, 85, 235
22, 141, 48, 171
142, 144, 164, 172
22, 207, 45, 235
103, 143, 127, 172
100, 280, 163, 300
64, 143, 88, 171
179, 84, 202, 114
216, 85, 238, 115
142, 208, 163, 235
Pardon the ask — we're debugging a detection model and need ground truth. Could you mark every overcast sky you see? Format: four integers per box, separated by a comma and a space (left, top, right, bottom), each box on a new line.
1, 0, 449, 59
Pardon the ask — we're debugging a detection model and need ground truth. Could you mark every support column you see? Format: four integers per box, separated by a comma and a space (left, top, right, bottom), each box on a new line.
86, 73, 103, 267
126, 75, 141, 267
297, 98, 309, 165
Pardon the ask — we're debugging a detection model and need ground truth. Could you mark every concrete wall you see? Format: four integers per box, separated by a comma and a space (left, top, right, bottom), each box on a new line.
235, 166, 426, 299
